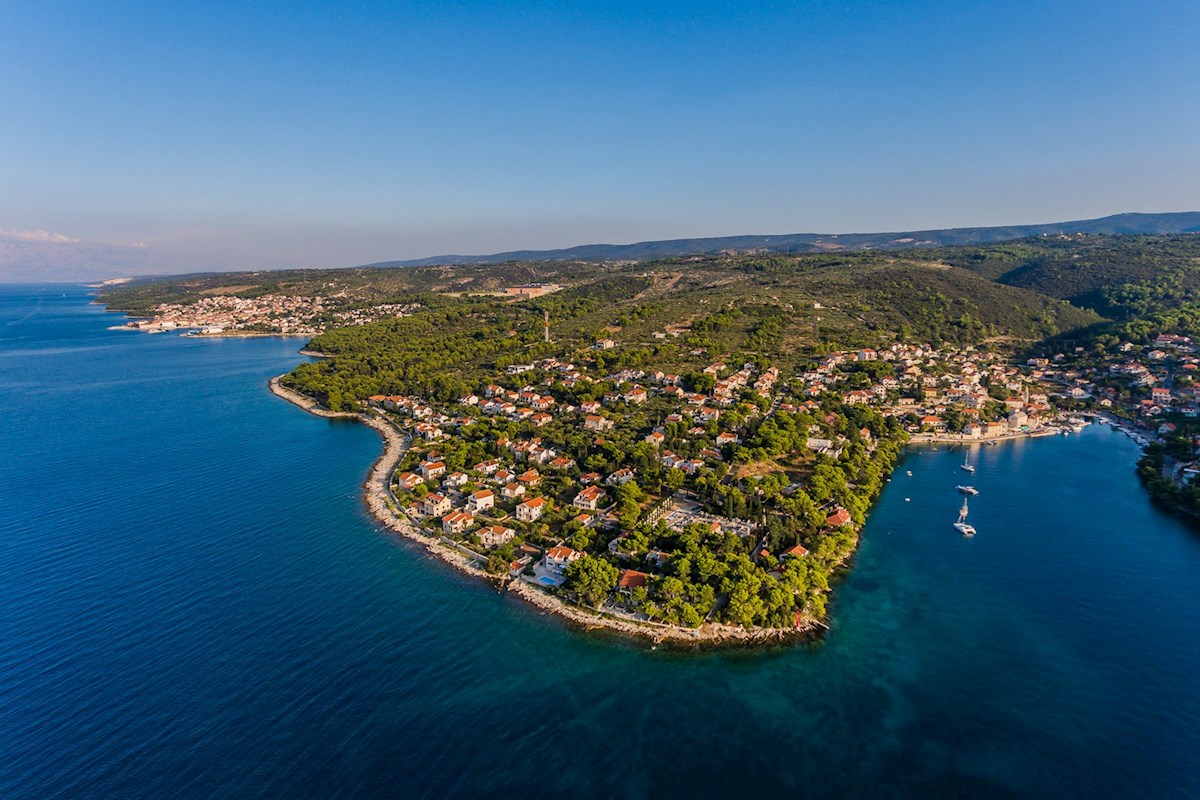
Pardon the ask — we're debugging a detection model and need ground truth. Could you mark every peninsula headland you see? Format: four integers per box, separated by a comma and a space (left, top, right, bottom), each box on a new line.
100, 233, 1200, 643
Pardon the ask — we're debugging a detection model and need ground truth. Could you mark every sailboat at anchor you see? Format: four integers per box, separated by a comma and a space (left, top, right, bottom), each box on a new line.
953, 497, 976, 537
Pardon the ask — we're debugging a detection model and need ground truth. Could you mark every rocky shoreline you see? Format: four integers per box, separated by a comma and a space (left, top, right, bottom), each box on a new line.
269, 374, 823, 648
507, 579, 819, 647
268, 377, 357, 418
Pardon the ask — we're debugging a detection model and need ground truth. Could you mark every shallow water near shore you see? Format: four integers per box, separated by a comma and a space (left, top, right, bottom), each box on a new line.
5, 284, 1200, 798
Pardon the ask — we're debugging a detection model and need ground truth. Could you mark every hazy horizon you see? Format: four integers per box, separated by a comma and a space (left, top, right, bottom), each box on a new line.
5, 209, 1199, 283
2, 208, 1200, 283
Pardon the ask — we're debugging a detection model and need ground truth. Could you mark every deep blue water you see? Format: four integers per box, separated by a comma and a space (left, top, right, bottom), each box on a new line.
4, 284, 1200, 798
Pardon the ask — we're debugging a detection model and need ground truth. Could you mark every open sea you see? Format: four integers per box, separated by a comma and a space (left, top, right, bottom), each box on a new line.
4, 284, 1200, 798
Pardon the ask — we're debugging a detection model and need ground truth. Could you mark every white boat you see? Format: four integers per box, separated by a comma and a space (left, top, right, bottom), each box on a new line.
957, 485, 978, 496
906, 470, 913, 477
960, 453, 975, 473
953, 498, 976, 537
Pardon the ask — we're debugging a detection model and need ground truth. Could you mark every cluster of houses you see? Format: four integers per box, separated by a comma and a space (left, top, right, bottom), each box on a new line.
134, 294, 418, 335
370, 355, 800, 581
1034, 335, 1200, 433
377, 355, 789, 483
353, 309, 1200, 619
392, 439, 637, 554
380, 343, 1052, 574
374, 336, 1158, 592
783, 343, 1054, 438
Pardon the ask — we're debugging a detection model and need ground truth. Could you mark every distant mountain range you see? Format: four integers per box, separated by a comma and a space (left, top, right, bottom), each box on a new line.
6, 212, 1199, 283
366, 212, 1200, 268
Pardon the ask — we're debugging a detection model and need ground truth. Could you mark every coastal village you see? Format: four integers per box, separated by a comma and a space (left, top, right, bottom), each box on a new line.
113, 283, 563, 336
117, 293, 420, 335
1031, 333, 1200, 497
116, 274, 1200, 638
28, 3, 1200, 789
352, 332, 1099, 638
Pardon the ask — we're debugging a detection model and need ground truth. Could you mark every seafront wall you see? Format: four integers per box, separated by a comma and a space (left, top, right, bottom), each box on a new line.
908, 421, 1065, 446
268, 375, 818, 647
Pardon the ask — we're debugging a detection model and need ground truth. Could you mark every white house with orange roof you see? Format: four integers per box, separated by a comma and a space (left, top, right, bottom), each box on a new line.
441, 510, 475, 535
467, 489, 495, 512
420, 461, 446, 479
516, 496, 547, 522
396, 472, 423, 491
544, 545, 582, 571
573, 485, 607, 511
478, 524, 516, 548
422, 493, 451, 516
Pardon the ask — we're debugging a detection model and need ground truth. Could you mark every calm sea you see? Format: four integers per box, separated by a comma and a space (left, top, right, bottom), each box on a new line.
3, 284, 1200, 799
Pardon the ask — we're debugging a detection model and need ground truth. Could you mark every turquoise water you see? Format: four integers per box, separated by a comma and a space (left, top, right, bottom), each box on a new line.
4, 284, 1200, 798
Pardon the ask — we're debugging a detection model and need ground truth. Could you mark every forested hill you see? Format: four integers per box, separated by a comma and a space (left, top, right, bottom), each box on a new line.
273, 255, 1100, 408
910, 235, 1200, 343
100, 240, 1119, 411
100, 234, 1200, 389
370, 212, 1200, 267
921, 235, 1200, 305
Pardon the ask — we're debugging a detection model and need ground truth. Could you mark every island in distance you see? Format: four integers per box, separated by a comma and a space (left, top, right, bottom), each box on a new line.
100, 227, 1200, 645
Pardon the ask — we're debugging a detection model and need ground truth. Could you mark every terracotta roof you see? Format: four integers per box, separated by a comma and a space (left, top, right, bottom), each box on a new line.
618, 569, 649, 589
826, 507, 852, 527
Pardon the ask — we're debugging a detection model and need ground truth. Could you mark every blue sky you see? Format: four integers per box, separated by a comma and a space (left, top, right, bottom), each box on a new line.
2, 0, 1198, 276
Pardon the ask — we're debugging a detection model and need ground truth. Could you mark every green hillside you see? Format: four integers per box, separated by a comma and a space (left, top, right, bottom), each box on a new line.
921, 234, 1200, 306
267, 252, 1100, 410
116, 235, 1200, 410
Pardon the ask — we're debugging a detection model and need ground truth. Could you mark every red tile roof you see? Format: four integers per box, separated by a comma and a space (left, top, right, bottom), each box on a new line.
826, 507, 852, 527
618, 569, 649, 589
